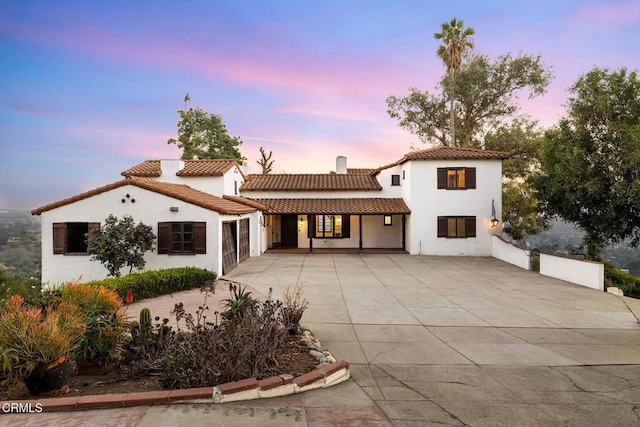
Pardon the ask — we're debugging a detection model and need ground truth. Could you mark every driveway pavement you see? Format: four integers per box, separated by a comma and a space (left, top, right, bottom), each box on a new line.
4, 254, 640, 426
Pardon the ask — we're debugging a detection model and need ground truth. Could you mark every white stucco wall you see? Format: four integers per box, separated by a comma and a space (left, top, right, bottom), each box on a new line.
406, 159, 503, 256
154, 160, 244, 197
492, 236, 531, 270
540, 254, 605, 291
38, 184, 225, 286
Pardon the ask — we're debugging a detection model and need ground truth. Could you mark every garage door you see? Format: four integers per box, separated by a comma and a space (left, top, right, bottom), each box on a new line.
238, 218, 250, 263
222, 222, 238, 275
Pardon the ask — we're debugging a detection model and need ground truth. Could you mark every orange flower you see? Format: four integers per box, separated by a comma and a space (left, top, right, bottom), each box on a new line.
126, 289, 134, 305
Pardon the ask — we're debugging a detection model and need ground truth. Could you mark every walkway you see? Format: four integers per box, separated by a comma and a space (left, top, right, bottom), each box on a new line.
4, 254, 640, 426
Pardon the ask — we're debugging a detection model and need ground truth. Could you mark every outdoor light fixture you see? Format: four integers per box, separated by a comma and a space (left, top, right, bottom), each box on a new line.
490, 199, 499, 228
170, 206, 179, 212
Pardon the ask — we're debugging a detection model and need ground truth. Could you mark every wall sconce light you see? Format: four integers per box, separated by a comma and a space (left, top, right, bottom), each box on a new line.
170, 206, 179, 212
299, 216, 305, 225
490, 199, 499, 228
384, 215, 392, 226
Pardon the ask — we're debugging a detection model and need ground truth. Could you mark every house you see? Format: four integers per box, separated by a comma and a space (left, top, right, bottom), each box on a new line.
32, 147, 508, 284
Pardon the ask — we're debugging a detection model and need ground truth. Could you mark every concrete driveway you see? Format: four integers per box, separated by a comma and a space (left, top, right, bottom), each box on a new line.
221, 253, 640, 426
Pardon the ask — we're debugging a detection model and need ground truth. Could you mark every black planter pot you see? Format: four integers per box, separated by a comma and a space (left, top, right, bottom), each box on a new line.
24, 355, 69, 396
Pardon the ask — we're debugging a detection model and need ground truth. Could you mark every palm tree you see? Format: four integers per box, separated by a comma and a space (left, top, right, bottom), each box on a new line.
434, 17, 475, 146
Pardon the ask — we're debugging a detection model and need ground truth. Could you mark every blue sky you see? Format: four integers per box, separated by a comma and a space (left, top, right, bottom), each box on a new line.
1, 1, 639, 210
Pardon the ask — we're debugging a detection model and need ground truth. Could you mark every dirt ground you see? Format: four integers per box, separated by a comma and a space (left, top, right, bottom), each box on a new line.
1, 335, 317, 401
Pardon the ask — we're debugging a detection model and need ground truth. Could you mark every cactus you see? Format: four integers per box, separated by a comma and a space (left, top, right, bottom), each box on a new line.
139, 308, 152, 328
130, 320, 141, 342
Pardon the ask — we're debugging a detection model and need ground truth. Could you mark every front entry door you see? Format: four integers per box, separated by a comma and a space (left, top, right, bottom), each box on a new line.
280, 214, 298, 248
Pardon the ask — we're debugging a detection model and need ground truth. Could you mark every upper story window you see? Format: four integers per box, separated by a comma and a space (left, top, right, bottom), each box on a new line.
391, 174, 400, 186
437, 167, 476, 190
158, 222, 206, 254
53, 222, 99, 254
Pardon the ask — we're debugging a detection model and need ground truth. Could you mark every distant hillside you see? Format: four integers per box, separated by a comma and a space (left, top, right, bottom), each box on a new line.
0, 209, 41, 278
521, 220, 640, 277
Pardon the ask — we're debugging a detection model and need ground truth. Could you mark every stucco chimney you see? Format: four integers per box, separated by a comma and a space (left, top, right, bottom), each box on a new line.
160, 159, 184, 182
336, 156, 347, 174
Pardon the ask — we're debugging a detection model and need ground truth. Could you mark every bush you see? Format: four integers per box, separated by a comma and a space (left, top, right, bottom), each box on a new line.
86, 267, 216, 302
603, 260, 640, 298
0, 271, 41, 308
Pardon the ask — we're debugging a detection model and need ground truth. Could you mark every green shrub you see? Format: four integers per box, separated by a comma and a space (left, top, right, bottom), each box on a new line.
86, 267, 216, 302
603, 260, 640, 298
0, 271, 41, 308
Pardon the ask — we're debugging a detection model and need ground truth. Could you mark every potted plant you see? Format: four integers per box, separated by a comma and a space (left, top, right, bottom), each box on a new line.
59, 282, 130, 374
0, 295, 85, 396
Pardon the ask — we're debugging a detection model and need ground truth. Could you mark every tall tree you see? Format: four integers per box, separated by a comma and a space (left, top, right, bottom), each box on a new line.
257, 146, 275, 174
387, 52, 552, 147
535, 67, 640, 259
484, 118, 551, 240
167, 95, 245, 162
434, 17, 475, 146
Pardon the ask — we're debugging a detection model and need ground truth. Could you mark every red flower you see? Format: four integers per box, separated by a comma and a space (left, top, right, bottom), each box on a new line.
125, 289, 134, 304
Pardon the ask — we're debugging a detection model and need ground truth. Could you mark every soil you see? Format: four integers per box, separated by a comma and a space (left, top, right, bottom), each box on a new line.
1, 335, 317, 401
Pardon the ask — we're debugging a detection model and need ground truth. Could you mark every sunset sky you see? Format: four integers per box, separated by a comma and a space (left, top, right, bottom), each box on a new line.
1, 1, 639, 210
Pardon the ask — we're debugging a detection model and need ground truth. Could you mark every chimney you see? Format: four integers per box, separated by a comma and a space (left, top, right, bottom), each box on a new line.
336, 156, 347, 174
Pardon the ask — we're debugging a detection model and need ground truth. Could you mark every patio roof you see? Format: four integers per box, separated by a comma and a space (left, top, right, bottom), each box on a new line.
251, 198, 410, 215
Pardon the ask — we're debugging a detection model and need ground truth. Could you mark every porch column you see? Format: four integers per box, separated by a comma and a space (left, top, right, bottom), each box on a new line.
359, 215, 363, 253
308, 215, 313, 253
402, 215, 406, 251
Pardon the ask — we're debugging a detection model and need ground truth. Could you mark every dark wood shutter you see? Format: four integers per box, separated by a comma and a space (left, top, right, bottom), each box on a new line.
53, 223, 67, 254
465, 216, 476, 237
437, 217, 447, 237
342, 215, 350, 238
307, 215, 315, 238
465, 168, 476, 189
194, 222, 206, 254
437, 168, 447, 189
157, 222, 171, 254
238, 219, 249, 262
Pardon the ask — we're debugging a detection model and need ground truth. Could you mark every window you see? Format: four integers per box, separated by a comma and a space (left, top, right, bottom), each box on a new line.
437, 216, 476, 238
402, 170, 405, 180
384, 215, 393, 226
309, 215, 350, 238
158, 222, 206, 254
437, 168, 476, 190
391, 175, 400, 186
234, 181, 238, 195
53, 222, 99, 254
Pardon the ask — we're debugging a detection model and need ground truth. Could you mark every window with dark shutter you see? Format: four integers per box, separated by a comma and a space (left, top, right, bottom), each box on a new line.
437, 167, 476, 190
437, 216, 477, 238
466, 168, 476, 189
53, 223, 67, 254
158, 221, 206, 254
391, 175, 400, 186
342, 215, 350, 238
194, 222, 206, 254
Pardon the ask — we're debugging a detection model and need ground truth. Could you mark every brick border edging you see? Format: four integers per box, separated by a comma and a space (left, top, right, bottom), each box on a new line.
0, 360, 350, 413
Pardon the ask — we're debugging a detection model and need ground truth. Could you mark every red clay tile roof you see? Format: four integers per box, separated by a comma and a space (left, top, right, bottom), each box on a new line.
251, 198, 410, 215
241, 174, 382, 192
403, 146, 509, 161
121, 160, 161, 177
121, 159, 246, 179
223, 195, 269, 211
32, 177, 257, 215
347, 168, 376, 175
176, 159, 243, 177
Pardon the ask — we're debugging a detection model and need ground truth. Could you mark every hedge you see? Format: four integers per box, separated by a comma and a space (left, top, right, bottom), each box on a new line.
86, 267, 217, 302
603, 260, 640, 298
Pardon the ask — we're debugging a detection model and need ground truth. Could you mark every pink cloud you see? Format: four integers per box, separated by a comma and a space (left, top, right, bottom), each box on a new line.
569, 1, 640, 31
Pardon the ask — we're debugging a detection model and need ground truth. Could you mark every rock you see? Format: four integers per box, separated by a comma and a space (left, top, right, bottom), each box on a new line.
309, 350, 323, 358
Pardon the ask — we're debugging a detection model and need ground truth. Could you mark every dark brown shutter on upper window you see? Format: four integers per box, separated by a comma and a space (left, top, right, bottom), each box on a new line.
437, 217, 447, 237
465, 217, 476, 237
194, 222, 206, 254
465, 168, 476, 189
53, 222, 67, 254
437, 168, 447, 189
342, 215, 350, 238
157, 222, 170, 254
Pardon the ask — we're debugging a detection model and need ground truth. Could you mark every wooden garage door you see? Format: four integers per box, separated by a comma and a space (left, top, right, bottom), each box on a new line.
222, 222, 238, 275
238, 218, 250, 263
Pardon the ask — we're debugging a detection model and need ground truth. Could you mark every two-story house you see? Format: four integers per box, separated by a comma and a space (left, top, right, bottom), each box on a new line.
32, 147, 508, 284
